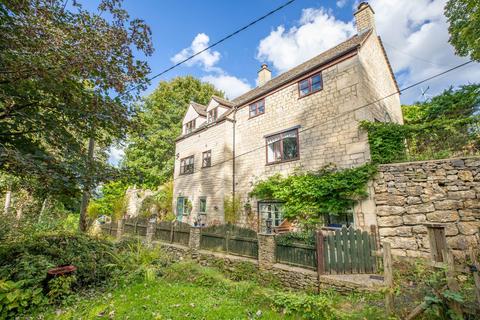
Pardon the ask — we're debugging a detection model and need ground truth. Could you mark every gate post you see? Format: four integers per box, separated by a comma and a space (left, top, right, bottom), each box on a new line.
258, 233, 276, 270
146, 220, 156, 245
116, 218, 125, 239
189, 226, 201, 250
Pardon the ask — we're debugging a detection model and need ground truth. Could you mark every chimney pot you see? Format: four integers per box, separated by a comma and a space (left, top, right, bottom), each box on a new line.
257, 64, 271, 87
354, 2, 375, 35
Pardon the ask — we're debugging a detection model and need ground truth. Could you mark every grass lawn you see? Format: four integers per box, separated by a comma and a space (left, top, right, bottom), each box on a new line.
43, 279, 292, 320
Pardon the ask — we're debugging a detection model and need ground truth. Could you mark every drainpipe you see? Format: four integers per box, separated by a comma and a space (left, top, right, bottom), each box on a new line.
232, 107, 236, 215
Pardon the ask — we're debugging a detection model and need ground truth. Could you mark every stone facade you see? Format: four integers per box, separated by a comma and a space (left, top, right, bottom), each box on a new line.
372, 157, 480, 259
173, 3, 402, 230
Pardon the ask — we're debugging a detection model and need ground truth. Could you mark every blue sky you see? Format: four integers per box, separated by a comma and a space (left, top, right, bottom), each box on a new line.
97, 0, 480, 164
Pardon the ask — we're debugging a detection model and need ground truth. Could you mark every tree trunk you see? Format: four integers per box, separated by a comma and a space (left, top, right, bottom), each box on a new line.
79, 137, 95, 232
37, 196, 49, 223
15, 205, 23, 221
3, 189, 11, 214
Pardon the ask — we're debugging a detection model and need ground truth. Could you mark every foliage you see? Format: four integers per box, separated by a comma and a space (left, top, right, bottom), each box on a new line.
362, 85, 480, 164
275, 231, 316, 246
47, 275, 77, 303
249, 164, 376, 225
223, 196, 242, 224
123, 77, 224, 188
445, 0, 480, 61
271, 291, 339, 320
88, 180, 129, 221
0, 279, 45, 319
0, 0, 153, 198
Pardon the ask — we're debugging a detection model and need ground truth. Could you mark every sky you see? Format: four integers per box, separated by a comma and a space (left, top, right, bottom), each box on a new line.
98, 0, 480, 164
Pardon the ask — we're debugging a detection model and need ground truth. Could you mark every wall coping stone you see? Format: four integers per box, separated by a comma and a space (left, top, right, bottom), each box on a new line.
377, 155, 480, 168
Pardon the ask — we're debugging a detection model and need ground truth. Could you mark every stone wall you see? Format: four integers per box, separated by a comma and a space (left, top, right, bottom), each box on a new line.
373, 157, 480, 259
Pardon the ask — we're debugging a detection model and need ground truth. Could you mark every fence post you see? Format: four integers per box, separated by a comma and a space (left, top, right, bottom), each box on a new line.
146, 220, 156, 245
116, 219, 124, 239
258, 233, 276, 270
316, 230, 325, 275
170, 221, 175, 243
442, 249, 463, 318
426, 223, 447, 262
383, 241, 394, 316
469, 246, 480, 307
225, 230, 230, 254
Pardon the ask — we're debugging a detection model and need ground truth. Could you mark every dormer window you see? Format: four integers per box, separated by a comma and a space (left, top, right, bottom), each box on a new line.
207, 108, 218, 123
184, 119, 196, 134
249, 99, 265, 118
298, 72, 323, 97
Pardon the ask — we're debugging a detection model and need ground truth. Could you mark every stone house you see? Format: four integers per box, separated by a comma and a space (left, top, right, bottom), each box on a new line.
173, 2, 403, 231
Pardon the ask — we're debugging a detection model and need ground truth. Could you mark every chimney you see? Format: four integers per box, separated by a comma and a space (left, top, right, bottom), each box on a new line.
257, 64, 271, 87
354, 2, 375, 35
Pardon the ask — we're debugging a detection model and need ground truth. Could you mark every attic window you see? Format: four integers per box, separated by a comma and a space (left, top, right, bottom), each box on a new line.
249, 99, 265, 118
207, 108, 218, 123
298, 72, 323, 97
184, 119, 196, 134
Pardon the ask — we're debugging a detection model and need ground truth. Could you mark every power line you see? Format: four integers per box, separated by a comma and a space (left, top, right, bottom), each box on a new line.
122, 0, 297, 96
382, 41, 447, 68
173, 59, 474, 181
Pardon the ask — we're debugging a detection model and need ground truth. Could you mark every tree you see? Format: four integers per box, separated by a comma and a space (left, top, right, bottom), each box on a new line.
0, 0, 153, 229
445, 0, 480, 61
123, 76, 223, 188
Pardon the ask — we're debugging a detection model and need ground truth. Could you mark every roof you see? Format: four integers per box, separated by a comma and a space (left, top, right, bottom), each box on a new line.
232, 30, 372, 107
190, 101, 207, 117
212, 95, 234, 108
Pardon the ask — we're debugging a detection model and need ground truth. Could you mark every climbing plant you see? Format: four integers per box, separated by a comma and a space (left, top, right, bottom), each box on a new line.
249, 164, 376, 225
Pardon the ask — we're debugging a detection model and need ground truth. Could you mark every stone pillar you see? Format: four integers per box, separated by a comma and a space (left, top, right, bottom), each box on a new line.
258, 233, 276, 270
146, 220, 156, 245
189, 227, 201, 250
116, 219, 125, 239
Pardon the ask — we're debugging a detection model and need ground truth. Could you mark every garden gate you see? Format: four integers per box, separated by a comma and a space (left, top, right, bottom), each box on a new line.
317, 226, 377, 274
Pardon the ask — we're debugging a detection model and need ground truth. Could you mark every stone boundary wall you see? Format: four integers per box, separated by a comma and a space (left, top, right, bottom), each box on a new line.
373, 156, 480, 259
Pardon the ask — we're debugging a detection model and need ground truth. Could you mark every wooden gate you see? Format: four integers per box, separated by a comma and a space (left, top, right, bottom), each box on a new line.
317, 226, 377, 274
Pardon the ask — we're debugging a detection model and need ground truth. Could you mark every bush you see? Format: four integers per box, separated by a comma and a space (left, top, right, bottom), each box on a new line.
271, 291, 339, 320
0, 279, 45, 319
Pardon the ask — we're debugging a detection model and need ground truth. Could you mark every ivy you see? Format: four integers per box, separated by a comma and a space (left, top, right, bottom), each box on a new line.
360, 116, 480, 164
249, 164, 376, 225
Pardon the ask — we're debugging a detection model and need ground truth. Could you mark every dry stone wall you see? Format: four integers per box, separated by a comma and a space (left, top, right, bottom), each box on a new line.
373, 157, 480, 259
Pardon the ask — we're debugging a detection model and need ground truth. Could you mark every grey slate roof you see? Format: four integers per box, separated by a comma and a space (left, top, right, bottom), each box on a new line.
212, 95, 234, 108
232, 31, 372, 107
190, 101, 207, 117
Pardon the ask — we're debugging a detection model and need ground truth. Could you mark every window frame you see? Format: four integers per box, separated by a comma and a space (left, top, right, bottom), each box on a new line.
248, 99, 265, 119
202, 150, 211, 168
265, 128, 300, 165
298, 72, 323, 98
179, 155, 194, 175
184, 119, 196, 134
207, 107, 218, 123
258, 201, 284, 233
199, 197, 207, 214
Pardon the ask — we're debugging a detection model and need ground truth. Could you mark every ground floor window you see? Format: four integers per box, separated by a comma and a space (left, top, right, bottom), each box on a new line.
259, 202, 284, 232
176, 197, 191, 221
324, 211, 354, 228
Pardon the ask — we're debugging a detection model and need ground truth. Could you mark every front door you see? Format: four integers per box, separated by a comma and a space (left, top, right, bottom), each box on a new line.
176, 197, 185, 221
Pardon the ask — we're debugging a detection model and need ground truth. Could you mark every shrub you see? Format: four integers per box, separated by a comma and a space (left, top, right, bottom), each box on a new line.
0, 279, 45, 319
270, 291, 339, 320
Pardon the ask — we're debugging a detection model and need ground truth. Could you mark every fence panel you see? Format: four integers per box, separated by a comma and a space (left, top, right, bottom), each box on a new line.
172, 221, 191, 246
100, 222, 116, 236
275, 242, 317, 269
155, 221, 173, 242
200, 224, 258, 258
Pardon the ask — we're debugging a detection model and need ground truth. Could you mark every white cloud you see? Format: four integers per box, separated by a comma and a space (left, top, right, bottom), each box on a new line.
201, 74, 251, 99
256, 8, 355, 72
336, 0, 348, 8
256, 1, 480, 104
171, 33, 221, 71
370, 0, 480, 103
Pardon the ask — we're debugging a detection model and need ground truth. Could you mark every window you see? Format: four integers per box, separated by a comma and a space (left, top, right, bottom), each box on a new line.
207, 108, 218, 123
202, 150, 211, 168
325, 209, 353, 228
259, 202, 284, 232
180, 156, 194, 175
176, 197, 191, 220
184, 119, 196, 134
298, 72, 323, 97
266, 129, 299, 164
249, 99, 265, 118
199, 197, 207, 214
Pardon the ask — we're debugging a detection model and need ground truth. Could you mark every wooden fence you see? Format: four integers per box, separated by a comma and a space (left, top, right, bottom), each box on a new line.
275, 226, 377, 274
99, 222, 117, 236
124, 218, 148, 236
200, 224, 258, 259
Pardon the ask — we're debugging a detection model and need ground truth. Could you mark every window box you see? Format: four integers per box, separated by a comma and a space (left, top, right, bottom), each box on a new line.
298, 72, 323, 98
266, 128, 299, 164
249, 99, 265, 118
180, 155, 194, 175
